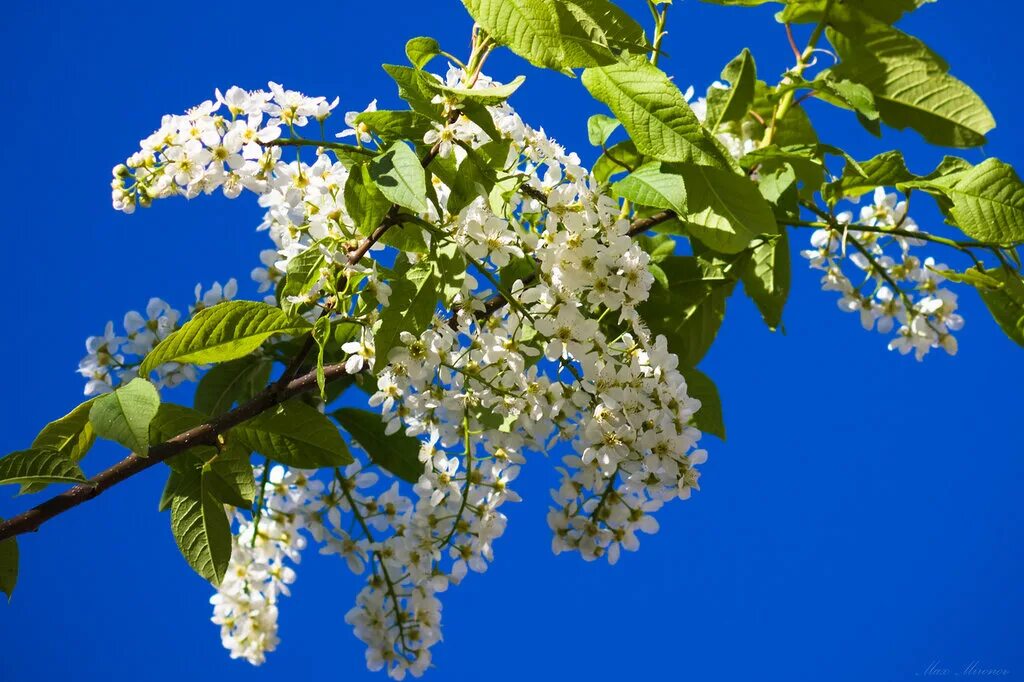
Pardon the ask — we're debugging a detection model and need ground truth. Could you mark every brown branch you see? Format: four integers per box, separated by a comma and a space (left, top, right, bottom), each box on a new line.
0, 362, 350, 542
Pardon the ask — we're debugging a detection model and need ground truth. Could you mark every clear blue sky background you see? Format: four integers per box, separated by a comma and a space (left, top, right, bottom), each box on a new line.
1, 1, 1022, 680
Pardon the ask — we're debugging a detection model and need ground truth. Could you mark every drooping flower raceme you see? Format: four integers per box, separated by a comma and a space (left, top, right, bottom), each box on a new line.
801, 188, 964, 360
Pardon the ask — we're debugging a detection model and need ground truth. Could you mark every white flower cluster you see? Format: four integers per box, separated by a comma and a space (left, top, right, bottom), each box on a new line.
77, 280, 237, 394
113, 67, 707, 679
211, 465, 313, 664
801, 188, 963, 360
111, 84, 336, 213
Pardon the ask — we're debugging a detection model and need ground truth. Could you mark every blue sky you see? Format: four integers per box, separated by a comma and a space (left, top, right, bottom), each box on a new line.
1, 1, 1022, 680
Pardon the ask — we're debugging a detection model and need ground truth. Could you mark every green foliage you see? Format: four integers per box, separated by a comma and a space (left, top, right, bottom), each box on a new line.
976, 269, 1024, 348
460, 0, 649, 72
368, 141, 429, 214
141, 301, 310, 374
679, 367, 726, 439
405, 36, 442, 69
593, 140, 643, 184
194, 356, 272, 417
383, 64, 442, 117
823, 150, 916, 203
234, 400, 353, 469
638, 256, 736, 367
706, 48, 756, 133
582, 56, 731, 169
678, 163, 777, 253
738, 232, 791, 331
826, 10, 995, 148
354, 110, 433, 144
280, 240, 333, 316
89, 378, 160, 455
333, 408, 423, 483
346, 163, 392, 236
0, 528, 16, 602
22, 400, 96, 494
167, 468, 232, 585
0, 448, 87, 487
919, 159, 1024, 246
587, 113, 620, 147
374, 245, 465, 371
421, 75, 527, 106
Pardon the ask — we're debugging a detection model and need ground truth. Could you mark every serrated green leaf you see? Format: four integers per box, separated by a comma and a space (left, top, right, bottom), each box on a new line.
406, 36, 442, 69
374, 259, 439, 372
0, 448, 87, 487
827, 12, 994, 148
280, 241, 334, 316
587, 114, 620, 147
680, 367, 725, 439
582, 57, 731, 169
460, 0, 650, 71
920, 159, 1024, 246
593, 140, 644, 185
345, 162, 391, 238
823, 150, 916, 204
739, 232, 790, 330
234, 400, 352, 469
673, 163, 778, 254
89, 378, 160, 455
333, 407, 423, 483
369, 141, 428, 214
354, 110, 433, 143
638, 256, 736, 366
421, 75, 527, 106
194, 356, 272, 417
708, 48, 756, 133
141, 301, 310, 374
169, 469, 231, 585
382, 64, 442, 117
22, 399, 96, 494
613, 161, 686, 211
150, 403, 217, 466
976, 268, 1024, 348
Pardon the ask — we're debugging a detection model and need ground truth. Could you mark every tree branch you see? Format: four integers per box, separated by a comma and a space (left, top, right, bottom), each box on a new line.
0, 362, 351, 542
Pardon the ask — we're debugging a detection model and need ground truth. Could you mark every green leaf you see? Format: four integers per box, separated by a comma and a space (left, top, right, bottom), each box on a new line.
89, 378, 160, 455
313, 315, 330, 398
920, 159, 1024, 246
369, 141, 428, 214
383, 64, 442, 117
194, 356, 272, 417
421, 75, 527, 106
827, 13, 994, 148
333, 408, 423, 483
202, 448, 256, 510
587, 114, 620, 147
0, 448, 87, 487
672, 163, 778, 254
707, 48, 756, 133
613, 161, 686, 211
739, 144, 826, 190
168, 468, 232, 585
280, 241, 334, 316
582, 57, 731, 169
354, 110, 433, 143
680, 367, 725, 439
406, 36, 442, 69
22, 399, 96, 494
234, 400, 352, 469
141, 301, 310, 374
460, 0, 650, 72
738, 232, 790, 331
976, 268, 1024, 348
150, 403, 217, 465
638, 256, 736, 366
373, 246, 462, 371
822, 150, 916, 204
0, 525, 16, 602
345, 163, 392, 238
593, 140, 644, 185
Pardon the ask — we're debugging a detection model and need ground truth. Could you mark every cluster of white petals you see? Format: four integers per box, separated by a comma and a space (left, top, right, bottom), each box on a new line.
802, 188, 963, 360
108, 67, 706, 679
